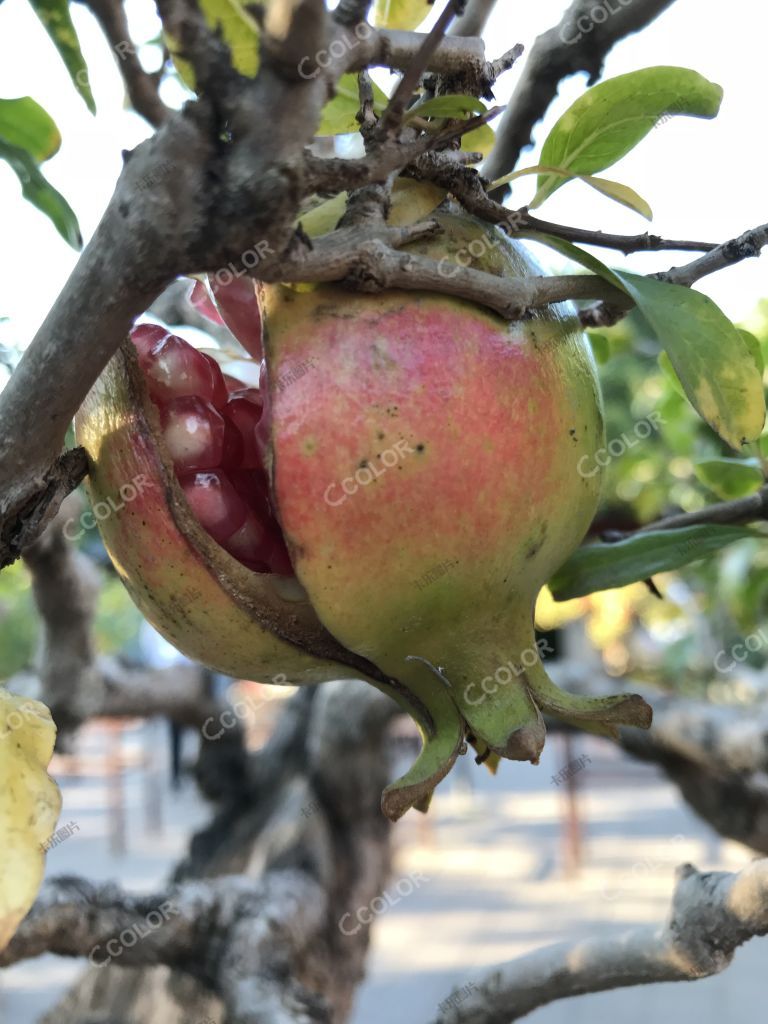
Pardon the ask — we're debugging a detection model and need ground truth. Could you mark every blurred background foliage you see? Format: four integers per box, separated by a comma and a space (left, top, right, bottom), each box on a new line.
0, 556, 143, 681
537, 300, 768, 697
2, 301, 768, 698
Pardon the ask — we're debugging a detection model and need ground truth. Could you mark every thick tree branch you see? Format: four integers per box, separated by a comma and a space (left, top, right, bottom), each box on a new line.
0, 15, 493, 568
354, 29, 487, 80
0, 871, 331, 1024
430, 857, 768, 1024
21, 494, 103, 733
484, 0, 680, 186
379, 0, 464, 134
259, 218, 622, 315
9, 499, 219, 734
5, 680, 400, 1024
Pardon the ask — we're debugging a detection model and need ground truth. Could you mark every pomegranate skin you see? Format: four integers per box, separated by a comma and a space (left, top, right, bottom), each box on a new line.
74, 343, 389, 687
265, 211, 651, 816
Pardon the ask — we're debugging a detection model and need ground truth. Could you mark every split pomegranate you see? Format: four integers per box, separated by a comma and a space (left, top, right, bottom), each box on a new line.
75, 190, 652, 819
132, 328, 291, 574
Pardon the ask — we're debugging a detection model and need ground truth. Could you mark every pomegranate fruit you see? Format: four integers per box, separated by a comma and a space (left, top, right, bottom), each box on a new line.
75, 198, 651, 819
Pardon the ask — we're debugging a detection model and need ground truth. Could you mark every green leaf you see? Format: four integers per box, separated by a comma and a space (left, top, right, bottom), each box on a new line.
167, 0, 259, 89
0, 139, 81, 248
372, 0, 429, 30
520, 232, 626, 291
613, 273, 766, 450
317, 73, 388, 136
522, 239, 765, 450
694, 457, 764, 500
27, 0, 95, 113
657, 350, 686, 398
299, 192, 348, 239
580, 175, 652, 220
493, 164, 652, 219
588, 332, 610, 364
550, 525, 758, 600
299, 179, 444, 240
739, 328, 764, 375
0, 98, 61, 162
534, 67, 723, 206
406, 94, 487, 121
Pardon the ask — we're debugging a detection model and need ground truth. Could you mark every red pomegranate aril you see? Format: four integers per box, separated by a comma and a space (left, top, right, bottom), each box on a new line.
225, 392, 264, 469
188, 279, 224, 325
224, 373, 248, 393
230, 468, 272, 519
142, 333, 221, 405
221, 511, 266, 564
209, 275, 263, 360
131, 324, 169, 364
161, 397, 225, 471
179, 470, 247, 542
221, 419, 244, 469
201, 353, 229, 409
262, 530, 294, 575
228, 387, 262, 405
255, 360, 271, 461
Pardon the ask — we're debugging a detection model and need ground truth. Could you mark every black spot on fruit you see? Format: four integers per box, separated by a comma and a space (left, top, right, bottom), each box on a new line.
525, 522, 548, 560
416, 443, 426, 453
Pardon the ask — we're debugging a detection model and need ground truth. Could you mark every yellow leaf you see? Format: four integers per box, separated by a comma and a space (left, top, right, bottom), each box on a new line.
461, 123, 495, 160
166, 0, 260, 91
387, 178, 446, 226
299, 179, 446, 241
492, 164, 652, 219
0, 689, 61, 952
372, 0, 430, 30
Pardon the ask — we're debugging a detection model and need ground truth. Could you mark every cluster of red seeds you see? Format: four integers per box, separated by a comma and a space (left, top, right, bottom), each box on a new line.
131, 324, 293, 575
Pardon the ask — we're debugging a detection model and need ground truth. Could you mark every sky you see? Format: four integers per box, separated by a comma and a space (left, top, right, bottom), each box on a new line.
0, 0, 765, 356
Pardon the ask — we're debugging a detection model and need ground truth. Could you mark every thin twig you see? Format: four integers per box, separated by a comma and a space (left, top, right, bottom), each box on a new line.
484, 0, 681, 188
627, 486, 768, 536
77, 0, 170, 127
379, 0, 464, 134
580, 222, 768, 327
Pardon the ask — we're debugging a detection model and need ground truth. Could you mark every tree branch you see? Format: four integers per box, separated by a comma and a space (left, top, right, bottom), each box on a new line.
548, 663, 768, 856
379, 0, 464, 134
409, 159, 717, 255
661, 223, 768, 288
0, 15, 494, 567
21, 494, 103, 734
259, 218, 623, 316
77, 0, 170, 127
579, 221, 768, 328
450, 0, 498, 37
484, 0, 681, 186
4, 679, 400, 1023
625, 485, 768, 536
430, 857, 768, 1023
